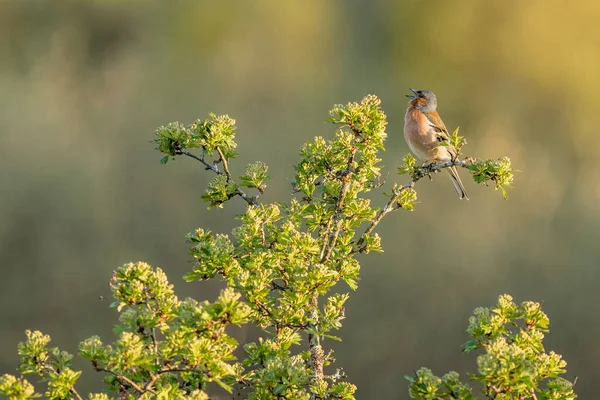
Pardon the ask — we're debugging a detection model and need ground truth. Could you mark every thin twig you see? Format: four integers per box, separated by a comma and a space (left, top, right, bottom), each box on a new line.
351, 183, 411, 255
95, 367, 151, 394
216, 147, 233, 181
177, 149, 222, 175
138, 367, 200, 394
69, 387, 84, 400
36, 360, 84, 400
412, 159, 468, 180
352, 159, 469, 254
254, 299, 308, 329
176, 147, 261, 207
371, 171, 389, 189
320, 148, 357, 263
143, 374, 159, 393
318, 216, 335, 260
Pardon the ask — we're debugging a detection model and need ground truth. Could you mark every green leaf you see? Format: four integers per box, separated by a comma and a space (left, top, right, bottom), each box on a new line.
398, 153, 417, 175
143, 96, 523, 400
273, 383, 287, 394
465, 157, 516, 198
449, 126, 467, 153
214, 378, 233, 394
239, 161, 270, 190
396, 187, 417, 211
0, 374, 40, 399
189, 114, 238, 157
201, 175, 239, 208
462, 339, 480, 353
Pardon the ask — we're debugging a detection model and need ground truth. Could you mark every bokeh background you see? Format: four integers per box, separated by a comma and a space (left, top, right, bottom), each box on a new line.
1, 1, 598, 398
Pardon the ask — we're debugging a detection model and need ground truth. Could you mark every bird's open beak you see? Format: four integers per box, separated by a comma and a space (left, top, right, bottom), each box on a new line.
405, 88, 418, 99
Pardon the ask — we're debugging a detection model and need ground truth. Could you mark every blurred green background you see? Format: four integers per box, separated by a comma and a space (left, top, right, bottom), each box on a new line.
1, 1, 598, 398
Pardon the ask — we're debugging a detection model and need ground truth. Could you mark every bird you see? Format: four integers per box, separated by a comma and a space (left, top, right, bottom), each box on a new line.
403, 88, 469, 200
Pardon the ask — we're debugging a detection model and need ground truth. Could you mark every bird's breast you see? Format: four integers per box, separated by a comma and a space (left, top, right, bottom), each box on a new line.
403, 108, 438, 160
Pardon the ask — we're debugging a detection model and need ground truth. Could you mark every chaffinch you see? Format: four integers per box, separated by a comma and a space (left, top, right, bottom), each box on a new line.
404, 88, 469, 200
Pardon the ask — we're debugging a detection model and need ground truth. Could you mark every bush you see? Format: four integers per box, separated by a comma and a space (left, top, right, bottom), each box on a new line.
0, 96, 565, 400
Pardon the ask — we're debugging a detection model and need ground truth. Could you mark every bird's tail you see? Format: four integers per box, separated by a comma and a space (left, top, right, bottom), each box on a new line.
446, 166, 469, 200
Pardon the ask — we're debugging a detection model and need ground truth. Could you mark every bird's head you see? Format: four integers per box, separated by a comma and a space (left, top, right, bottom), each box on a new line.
406, 88, 438, 112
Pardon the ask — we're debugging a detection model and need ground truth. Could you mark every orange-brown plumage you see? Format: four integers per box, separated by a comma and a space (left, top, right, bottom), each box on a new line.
403, 89, 469, 200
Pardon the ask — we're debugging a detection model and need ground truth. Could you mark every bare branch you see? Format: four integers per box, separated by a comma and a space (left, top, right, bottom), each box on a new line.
177, 148, 222, 175
530, 389, 539, 400
370, 171, 389, 189
216, 147, 233, 182
175, 147, 262, 207
412, 159, 470, 180
69, 387, 84, 400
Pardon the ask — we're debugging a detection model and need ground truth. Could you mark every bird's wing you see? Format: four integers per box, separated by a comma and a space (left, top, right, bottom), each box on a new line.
424, 111, 458, 159
423, 111, 450, 142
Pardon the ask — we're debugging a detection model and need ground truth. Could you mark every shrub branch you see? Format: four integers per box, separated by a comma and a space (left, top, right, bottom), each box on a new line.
0, 96, 528, 400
